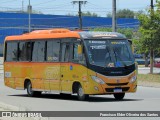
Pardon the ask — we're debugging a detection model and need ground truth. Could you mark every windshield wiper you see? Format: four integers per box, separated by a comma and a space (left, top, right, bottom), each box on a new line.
113, 48, 128, 68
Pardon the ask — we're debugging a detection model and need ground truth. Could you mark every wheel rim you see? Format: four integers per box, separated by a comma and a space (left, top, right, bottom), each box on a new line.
28, 83, 33, 95
78, 87, 84, 97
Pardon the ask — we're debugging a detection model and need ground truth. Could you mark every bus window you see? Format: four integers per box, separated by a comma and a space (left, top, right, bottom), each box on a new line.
32, 41, 45, 62
73, 43, 86, 65
47, 40, 60, 62
19, 42, 32, 61
6, 42, 18, 61
61, 43, 70, 62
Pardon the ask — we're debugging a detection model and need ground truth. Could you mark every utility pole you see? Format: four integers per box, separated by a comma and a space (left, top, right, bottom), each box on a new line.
150, 0, 154, 74
112, 0, 116, 32
72, 1, 87, 30
28, 0, 32, 32
151, 0, 154, 10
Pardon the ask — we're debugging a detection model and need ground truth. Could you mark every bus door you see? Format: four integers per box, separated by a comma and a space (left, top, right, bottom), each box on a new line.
60, 40, 73, 93
45, 40, 61, 92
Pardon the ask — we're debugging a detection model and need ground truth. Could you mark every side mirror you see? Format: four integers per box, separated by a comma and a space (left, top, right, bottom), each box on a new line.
77, 45, 82, 54
128, 40, 134, 53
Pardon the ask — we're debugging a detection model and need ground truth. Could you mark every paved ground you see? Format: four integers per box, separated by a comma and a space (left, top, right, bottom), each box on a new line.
138, 67, 160, 74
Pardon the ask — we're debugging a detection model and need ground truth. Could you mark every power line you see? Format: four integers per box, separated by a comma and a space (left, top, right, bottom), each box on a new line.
34, 3, 71, 8
72, 1, 87, 30
0, 0, 18, 4
32, 0, 57, 6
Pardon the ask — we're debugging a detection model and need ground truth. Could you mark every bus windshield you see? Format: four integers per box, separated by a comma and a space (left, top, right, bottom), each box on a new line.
84, 39, 135, 68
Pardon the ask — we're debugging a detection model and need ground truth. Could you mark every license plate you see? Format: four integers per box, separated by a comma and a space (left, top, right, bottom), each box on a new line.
114, 88, 122, 93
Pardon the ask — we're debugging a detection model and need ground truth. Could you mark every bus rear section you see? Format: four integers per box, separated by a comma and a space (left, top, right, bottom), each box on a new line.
4, 29, 137, 101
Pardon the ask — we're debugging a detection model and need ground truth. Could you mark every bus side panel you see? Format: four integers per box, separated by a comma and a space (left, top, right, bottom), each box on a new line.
60, 63, 89, 94
15, 78, 25, 89
4, 62, 16, 89
31, 63, 60, 92
4, 78, 15, 89
4, 62, 32, 89
45, 64, 60, 92
71, 64, 88, 93
31, 63, 46, 91
32, 79, 44, 91
60, 63, 73, 93
14, 63, 32, 89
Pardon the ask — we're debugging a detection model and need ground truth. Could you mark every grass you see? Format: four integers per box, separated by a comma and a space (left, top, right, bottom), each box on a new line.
138, 74, 160, 83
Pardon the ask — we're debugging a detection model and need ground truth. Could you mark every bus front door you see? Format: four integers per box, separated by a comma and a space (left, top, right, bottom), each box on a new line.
45, 40, 61, 92
60, 42, 73, 93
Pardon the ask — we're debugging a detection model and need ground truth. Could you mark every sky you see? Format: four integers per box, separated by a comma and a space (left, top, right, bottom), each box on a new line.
0, 0, 158, 17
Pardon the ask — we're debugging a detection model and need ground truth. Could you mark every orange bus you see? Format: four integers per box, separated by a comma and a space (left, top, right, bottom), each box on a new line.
4, 28, 137, 101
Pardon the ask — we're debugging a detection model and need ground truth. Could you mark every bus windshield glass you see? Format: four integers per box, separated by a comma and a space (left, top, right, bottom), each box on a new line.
84, 39, 135, 68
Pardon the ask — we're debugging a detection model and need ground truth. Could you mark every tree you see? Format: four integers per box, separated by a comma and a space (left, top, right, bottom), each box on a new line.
106, 9, 135, 18
80, 11, 99, 17
66, 13, 75, 16
136, 1, 160, 73
106, 12, 112, 18
117, 9, 135, 18
134, 10, 146, 19
67, 11, 99, 17
32, 10, 43, 14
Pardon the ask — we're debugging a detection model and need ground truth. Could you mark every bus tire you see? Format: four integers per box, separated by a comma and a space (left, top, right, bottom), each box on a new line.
26, 81, 41, 97
77, 85, 89, 101
113, 93, 125, 100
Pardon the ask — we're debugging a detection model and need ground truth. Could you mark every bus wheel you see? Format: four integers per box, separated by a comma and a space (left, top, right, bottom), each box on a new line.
113, 93, 125, 100
26, 81, 41, 97
77, 85, 89, 101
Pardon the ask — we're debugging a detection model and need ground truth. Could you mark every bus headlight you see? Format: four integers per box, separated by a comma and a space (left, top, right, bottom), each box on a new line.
91, 76, 105, 84
130, 76, 137, 83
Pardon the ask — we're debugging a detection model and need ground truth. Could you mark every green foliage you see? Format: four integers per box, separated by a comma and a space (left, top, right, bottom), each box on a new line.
68, 11, 99, 17
117, 9, 135, 18
134, 1, 160, 73
80, 11, 99, 17
106, 12, 112, 18
135, 1, 160, 54
106, 9, 135, 18
32, 10, 43, 14
66, 13, 74, 16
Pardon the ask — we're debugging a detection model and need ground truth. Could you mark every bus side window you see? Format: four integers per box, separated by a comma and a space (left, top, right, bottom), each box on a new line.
6, 42, 18, 61
61, 43, 70, 62
47, 40, 60, 62
19, 42, 32, 61
32, 41, 45, 62
73, 43, 86, 65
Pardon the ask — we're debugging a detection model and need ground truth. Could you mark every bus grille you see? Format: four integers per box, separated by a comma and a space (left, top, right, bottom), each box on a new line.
105, 87, 130, 92
106, 82, 128, 86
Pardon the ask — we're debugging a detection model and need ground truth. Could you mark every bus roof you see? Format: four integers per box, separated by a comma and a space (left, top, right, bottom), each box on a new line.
5, 28, 80, 41
5, 28, 126, 41
79, 31, 126, 39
